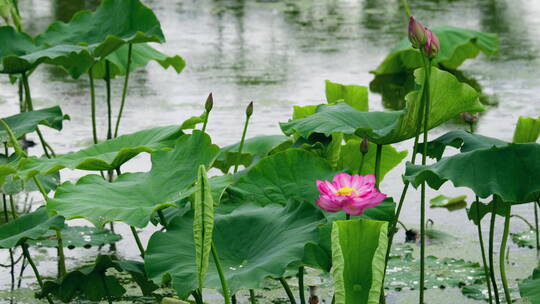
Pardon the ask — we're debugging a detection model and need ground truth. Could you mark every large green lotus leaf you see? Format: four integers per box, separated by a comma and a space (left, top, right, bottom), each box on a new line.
417, 130, 508, 160
405, 143, 540, 204
325, 80, 368, 112
332, 219, 387, 304
0, 26, 95, 75
226, 149, 336, 206
17, 125, 183, 179
1, 171, 60, 195
38, 255, 126, 303
338, 139, 407, 180
47, 131, 220, 228
145, 201, 325, 298
27, 226, 121, 249
281, 67, 483, 145
0, 207, 64, 249
213, 135, 291, 173
280, 102, 404, 142
0, 164, 16, 187
0, 106, 69, 142
513, 116, 540, 143
36, 0, 164, 58
520, 267, 540, 303
90, 43, 185, 79
372, 26, 499, 75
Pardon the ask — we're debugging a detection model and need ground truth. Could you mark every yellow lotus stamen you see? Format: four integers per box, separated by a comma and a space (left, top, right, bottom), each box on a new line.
335, 187, 356, 196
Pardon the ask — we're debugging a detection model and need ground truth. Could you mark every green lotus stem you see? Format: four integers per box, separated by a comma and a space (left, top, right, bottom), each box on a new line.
18, 79, 24, 112
475, 197, 493, 304
488, 200, 501, 304
233, 102, 253, 174
418, 54, 432, 304
9, 195, 16, 219
380, 56, 428, 302
130, 226, 145, 258
279, 277, 297, 304
535, 201, 539, 252
157, 210, 169, 229
298, 266, 305, 304
211, 243, 231, 304
0, 120, 25, 157
32, 176, 48, 201
21, 243, 54, 304
510, 214, 534, 230
114, 43, 133, 138
249, 289, 257, 303
192, 290, 203, 304
374, 144, 383, 189
89, 67, 98, 144
231, 294, 237, 304
21, 72, 55, 158
500, 204, 512, 303
105, 60, 113, 140
401, 0, 411, 17
2, 193, 15, 291
55, 229, 66, 278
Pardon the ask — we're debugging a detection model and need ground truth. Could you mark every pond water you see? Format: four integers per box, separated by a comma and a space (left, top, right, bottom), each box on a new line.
1, 0, 539, 303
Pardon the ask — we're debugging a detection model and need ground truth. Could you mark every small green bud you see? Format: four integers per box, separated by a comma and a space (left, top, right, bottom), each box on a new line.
360, 137, 369, 155
205, 93, 213, 112
246, 101, 254, 117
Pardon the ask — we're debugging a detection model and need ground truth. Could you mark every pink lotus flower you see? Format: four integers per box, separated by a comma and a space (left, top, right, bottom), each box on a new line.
316, 173, 386, 216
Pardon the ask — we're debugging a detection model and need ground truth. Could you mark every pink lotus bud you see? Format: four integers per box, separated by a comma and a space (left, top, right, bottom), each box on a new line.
408, 16, 427, 49
424, 29, 440, 58
460, 112, 480, 124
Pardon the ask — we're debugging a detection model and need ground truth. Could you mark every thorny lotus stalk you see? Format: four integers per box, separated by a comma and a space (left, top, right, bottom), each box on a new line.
105, 60, 113, 140
55, 229, 66, 278
488, 200, 501, 304
298, 266, 306, 304
500, 205, 512, 303
89, 67, 98, 144
535, 201, 540, 253
279, 277, 297, 304
211, 243, 231, 304
475, 197, 494, 304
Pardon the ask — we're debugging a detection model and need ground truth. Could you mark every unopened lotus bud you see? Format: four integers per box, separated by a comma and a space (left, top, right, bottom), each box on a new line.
205, 93, 213, 112
408, 16, 427, 49
360, 137, 369, 155
246, 101, 253, 117
424, 29, 440, 58
460, 112, 480, 124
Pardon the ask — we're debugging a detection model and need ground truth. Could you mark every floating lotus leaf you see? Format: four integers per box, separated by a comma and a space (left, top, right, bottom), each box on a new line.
227, 149, 336, 206
47, 131, 220, 228
281, 67, 483, 145
385, 244, 486, 291
513, 116, 540, 143
511, 230, 537, 249
0, 207, 64, 249
339, 139, 407, 180
90, 43, 185, 79
145, 201, 325, 298
0, 106, 69, 142
417, 130, 508, 160
36, 0, 165, 57
17, 125, 184, 179
405, 143, 540, 204
372, 26, 499, 75
27, 226, 121, 249
213, 135, 290, 173
331, 219, 388, 304
519, 267, 540, 303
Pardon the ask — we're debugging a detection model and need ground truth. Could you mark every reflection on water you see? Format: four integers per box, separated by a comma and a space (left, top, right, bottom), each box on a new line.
1, 0, 540, 302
